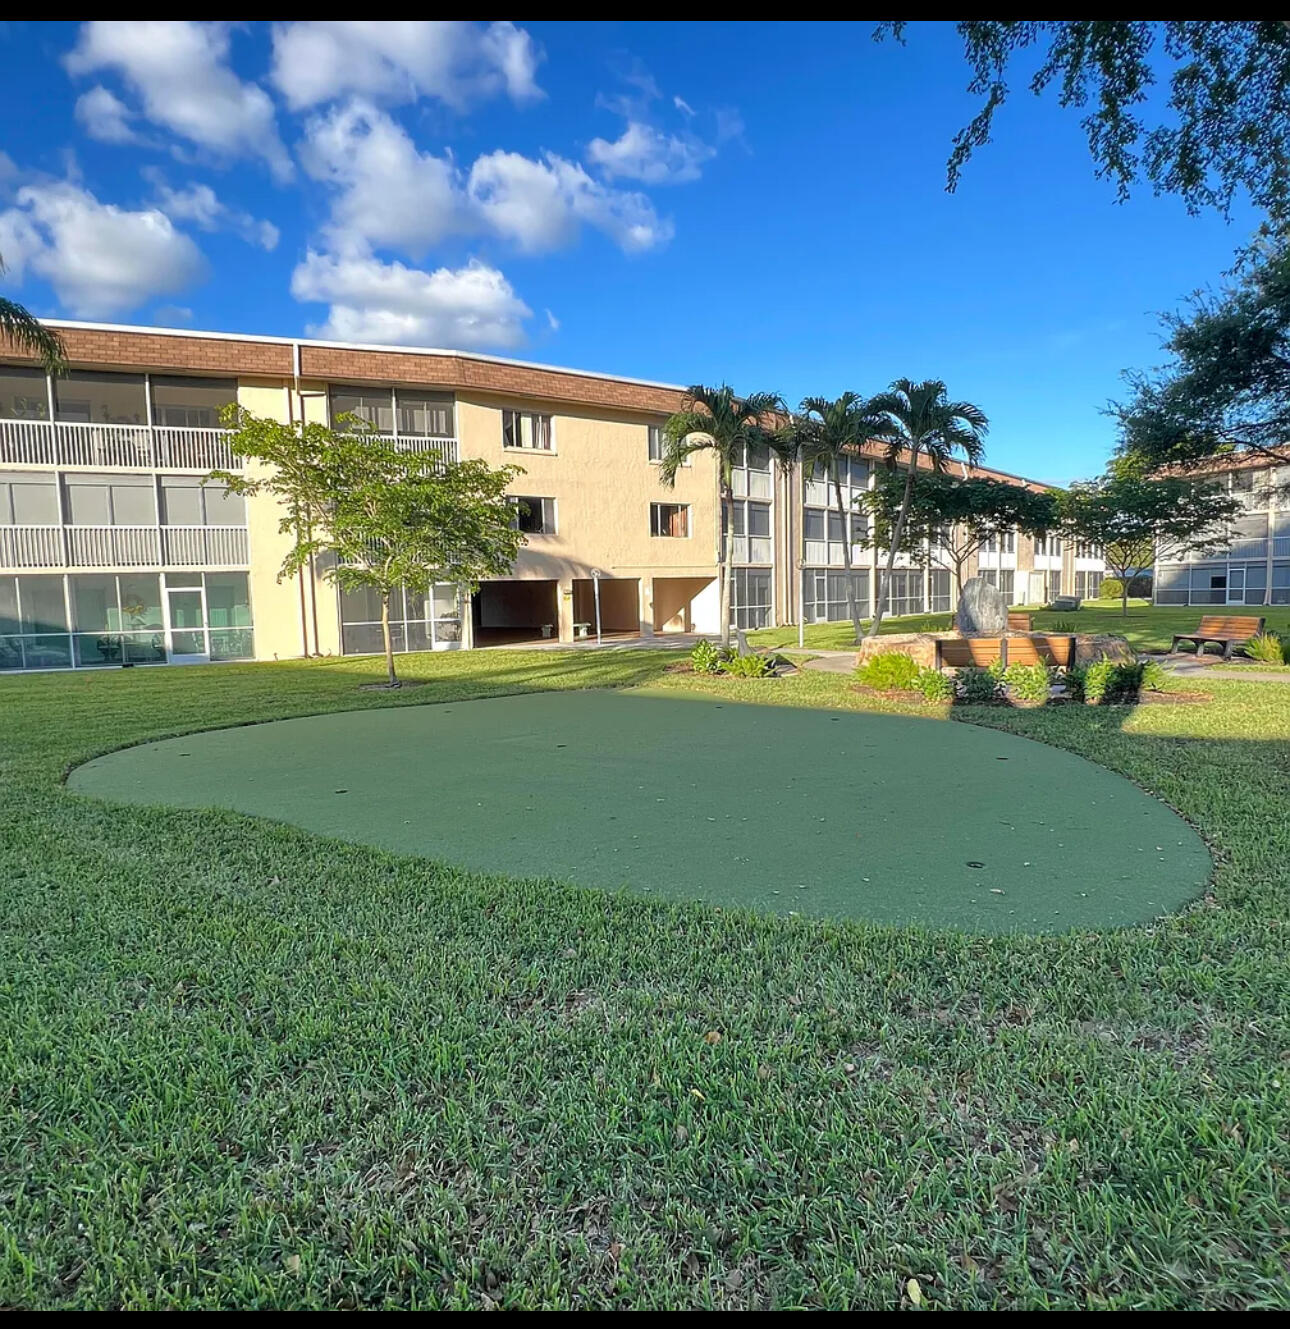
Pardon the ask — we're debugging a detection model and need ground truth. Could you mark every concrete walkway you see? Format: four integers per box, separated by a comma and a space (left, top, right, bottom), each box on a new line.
1160, 656, 1290, 684
800, 650, 859, 675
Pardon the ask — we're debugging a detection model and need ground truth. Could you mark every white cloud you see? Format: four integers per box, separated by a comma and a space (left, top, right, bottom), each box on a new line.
74, 85, 142, 145
0, 179, 206, 317
586, 121, 715, 185
299, 100, 466, 255
271, 21, 543, 112
65, 22, 292, 180
468, 150, 671, 254
291, 249, 532, 349
146, 173, 279, 250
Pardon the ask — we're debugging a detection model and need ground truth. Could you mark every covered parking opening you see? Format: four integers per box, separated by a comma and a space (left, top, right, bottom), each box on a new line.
472, 579, 559, 645
652, 575, 718, 634
572, 577, 641, 638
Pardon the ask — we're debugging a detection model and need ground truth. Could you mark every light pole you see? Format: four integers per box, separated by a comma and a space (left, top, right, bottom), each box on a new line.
591, 568, 603, 646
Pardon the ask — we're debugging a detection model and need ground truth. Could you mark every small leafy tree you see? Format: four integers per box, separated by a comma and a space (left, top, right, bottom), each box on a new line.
660, 384, 782, 648
864, 471, 1059, 604
1060, 474, 1242, 615
328, 444, 523, 686
0, 254, 65, 372
865, 379, 989, 635
213, 411, 522, 683
773, 392, 886, 643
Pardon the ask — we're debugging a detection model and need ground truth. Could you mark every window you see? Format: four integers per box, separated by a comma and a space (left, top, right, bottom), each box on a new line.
802, 505, 864, 566
64, 473, 157, 525
802, 569, 869, 623
725, 499, 772, 562
0, 472, 59, 525
883, 569, 924, 618
979, 568, 1015, 600
731, 568, 772, 629
0, 574, 71, 671
330, 387, 394, 433
70, 572, 165, 667
503, 409, 553, 452
731, 439, 772, 499
150, 376, 235, 429
1075, 570, 1103, 600
53, 371, 147, 425
339, 582, 462, 655
1046, 570, 1063, 601
651, 502, 690, 537
0, 365, 49, 421
1034, 531, 1062, 558
512, 496, 557, 535
159, 476, 246, 527
983, 528, 1015, 554
648, 425, 663, 462
1074, 539, 1101, 559
929, 569, 952, 613
397, 393, 454, 439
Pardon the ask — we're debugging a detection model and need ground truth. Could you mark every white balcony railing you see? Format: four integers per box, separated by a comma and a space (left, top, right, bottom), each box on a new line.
359, 433, 460, 465
0, 420, 239, 471
1, 524, 249, 570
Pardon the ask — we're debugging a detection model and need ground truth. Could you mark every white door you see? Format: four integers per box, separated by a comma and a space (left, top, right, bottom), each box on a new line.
1226, 567, 1246, 605
165, 585, 209, 663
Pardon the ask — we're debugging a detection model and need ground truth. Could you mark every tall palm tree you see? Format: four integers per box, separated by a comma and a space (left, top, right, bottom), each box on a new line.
660, 384, 781, 649
775, 392, 886, 643
0, 256, 65, 373
866, 378, 988, 636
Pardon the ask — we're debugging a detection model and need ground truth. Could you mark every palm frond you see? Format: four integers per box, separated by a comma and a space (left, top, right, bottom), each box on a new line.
0, 296, 66, 374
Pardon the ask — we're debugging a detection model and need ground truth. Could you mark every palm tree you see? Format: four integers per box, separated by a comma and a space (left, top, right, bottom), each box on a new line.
660, 384, 781, 649
0, 256, 65, 373
775, 392, 886, 643
866, 378, 988, 636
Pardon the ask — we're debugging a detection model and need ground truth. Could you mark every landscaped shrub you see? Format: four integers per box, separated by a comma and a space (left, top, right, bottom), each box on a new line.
986, 656, 1008, 682
955, 666, 1000, 704
1099, 577, 1124, 600
913, 666, 955, 702
856, 651, 921, 691
1049, 617, 1076, 632
1002, 659, 1053, 704
1246, 631, 1288, 665
1083, 656, 1145, 704
1062, 663, 1087, 702
1140, 659, 1168, 692
691, 640, 723, 674
721, 651, 774, 678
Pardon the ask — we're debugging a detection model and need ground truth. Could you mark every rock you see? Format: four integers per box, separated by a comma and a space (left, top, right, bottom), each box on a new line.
1073, 634, 1136, 665
954, 577, 1008, 635
855, 633, 942, 670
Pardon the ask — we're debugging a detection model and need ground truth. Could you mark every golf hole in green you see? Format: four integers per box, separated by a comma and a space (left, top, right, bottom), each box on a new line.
68, 690, 1211, 933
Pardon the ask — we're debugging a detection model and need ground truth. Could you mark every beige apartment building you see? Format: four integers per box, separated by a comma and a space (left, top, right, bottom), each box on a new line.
0, 322, 1100, 672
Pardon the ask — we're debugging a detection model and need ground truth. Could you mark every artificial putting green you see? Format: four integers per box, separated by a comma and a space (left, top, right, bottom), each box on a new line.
68, 690, 1211, 933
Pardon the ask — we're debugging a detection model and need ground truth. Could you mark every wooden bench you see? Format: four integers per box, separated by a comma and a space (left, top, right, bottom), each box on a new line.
1007, 611, 1033, 632
936, 635, 1076, 670
1170, 614, 1265, 659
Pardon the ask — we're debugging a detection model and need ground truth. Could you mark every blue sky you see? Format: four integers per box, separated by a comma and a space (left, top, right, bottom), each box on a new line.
0, 21, 1260, 483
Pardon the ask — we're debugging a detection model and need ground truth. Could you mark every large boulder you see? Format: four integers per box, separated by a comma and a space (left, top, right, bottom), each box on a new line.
855, 633, 942, 670
954, 577, 1008, 636
1073, 634, 1136, 666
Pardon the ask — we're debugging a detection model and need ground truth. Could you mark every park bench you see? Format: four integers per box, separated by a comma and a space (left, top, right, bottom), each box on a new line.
1048, 595, 1081, 612
1170, 614, 1265, 660
1007, 611, 1033, 631
935, 634, 1076, 671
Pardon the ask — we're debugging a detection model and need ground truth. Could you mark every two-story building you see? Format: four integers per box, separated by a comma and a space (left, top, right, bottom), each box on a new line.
0, 321, 1103, 671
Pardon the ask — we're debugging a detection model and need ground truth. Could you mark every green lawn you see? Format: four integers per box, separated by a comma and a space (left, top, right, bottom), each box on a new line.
2, 651, 1288, 1309
749, 599, 1290, 655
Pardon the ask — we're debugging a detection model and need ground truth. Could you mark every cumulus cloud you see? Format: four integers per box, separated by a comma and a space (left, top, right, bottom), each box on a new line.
299, 100, 466, 255
0, 179, 206, 317
468, 150, 671, 254
586, 121, 716, 185
65, 22, 292, 180
74, 85, 142, 145
271, 21, 543, 112
145, 173, 279, 250
291, 249, 532, 348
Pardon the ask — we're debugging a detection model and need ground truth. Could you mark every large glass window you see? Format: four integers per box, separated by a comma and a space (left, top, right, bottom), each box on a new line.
397, 393, 454, 438
330, 387, 394, 434
1075, 570, 1103, 601
0, 472, 59, 524
54, 371, 147, 425
150, 376, 235, 429
929, 569, 952, 613
159, 476, 245, 526
802, 569, 869, 624
339, 582, 462, 654
731, 568, 772, 630
726, 499, 772, 563
206, 573, 254, 659
0, 365, 49, 421
64, 473, 156, 525
979, 568, 1016, 601
0, 575, 71, 670
883, 569, 925, 618
511, 496, 556, 535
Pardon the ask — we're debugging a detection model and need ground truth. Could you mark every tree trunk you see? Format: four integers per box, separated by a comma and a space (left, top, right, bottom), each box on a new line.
719, 481, 735, 649
381, 591, 398, 686
1122, 582, 1129, 617
868, 461, 918, 637
833, 467, 863, 643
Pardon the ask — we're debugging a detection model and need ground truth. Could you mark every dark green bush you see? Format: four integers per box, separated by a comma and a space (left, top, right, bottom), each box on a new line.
721, 651, 774, 678
856, 651, 921, 690
956, 666, 1000, 704
1084, 656, 1145, 703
